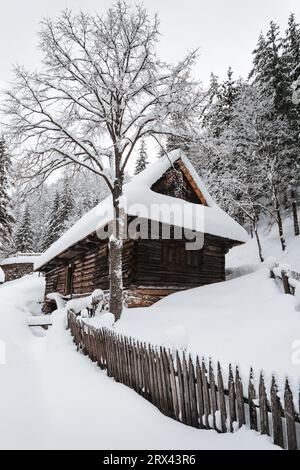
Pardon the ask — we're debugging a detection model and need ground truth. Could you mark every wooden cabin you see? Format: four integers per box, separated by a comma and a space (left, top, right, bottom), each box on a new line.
0, 253, 40, 282
34, 151, 247, 312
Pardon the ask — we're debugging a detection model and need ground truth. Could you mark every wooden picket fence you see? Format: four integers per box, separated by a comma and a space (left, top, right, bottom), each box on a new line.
67, 310, 300, 450
271, 266, 300, 295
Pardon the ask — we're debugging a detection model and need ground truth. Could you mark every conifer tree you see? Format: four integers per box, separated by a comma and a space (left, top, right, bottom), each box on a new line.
14, 205, 34, 252
134, 139, 149, 174
42, 191, 62, 249
0, 137, 14, 251
59, 178, 74, 231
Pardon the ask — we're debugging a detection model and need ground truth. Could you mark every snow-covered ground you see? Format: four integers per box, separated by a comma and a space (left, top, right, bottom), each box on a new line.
0, 274, 277, 449
227, 213, 300, 272
108, 215, 300, 399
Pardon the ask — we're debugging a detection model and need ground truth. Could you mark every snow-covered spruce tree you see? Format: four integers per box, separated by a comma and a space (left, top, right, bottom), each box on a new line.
13, 205, 34, 252
4, 2, 201, 319
134, 139, 148, 175
0, 137, 14, 252
59, 178, 74, 232
282, 13, 300, 236
249, 21, 296, 251
42, 191, 62, 250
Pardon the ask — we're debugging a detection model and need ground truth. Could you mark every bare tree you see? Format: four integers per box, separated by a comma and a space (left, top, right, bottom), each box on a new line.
3, 1, 201, 318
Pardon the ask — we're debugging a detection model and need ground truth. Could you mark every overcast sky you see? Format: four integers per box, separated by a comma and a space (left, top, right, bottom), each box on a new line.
1, 0, 300, 88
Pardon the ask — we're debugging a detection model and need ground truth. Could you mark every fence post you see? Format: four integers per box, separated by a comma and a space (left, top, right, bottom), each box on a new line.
284, 379, 297, 450
271, 376, 284, 448
248, 368, 258, 431
235, 366, 246, 427
259, 372, 270, 436
281, 270, 291, 294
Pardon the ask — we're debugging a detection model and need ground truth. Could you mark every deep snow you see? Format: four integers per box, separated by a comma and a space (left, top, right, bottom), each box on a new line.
0, 274, 277, 450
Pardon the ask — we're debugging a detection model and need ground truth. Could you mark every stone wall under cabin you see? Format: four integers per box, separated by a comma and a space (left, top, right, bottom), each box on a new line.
1, 263, 35, 282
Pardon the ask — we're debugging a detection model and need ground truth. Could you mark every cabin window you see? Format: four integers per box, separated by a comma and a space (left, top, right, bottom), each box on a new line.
186, 250, 200, 267
65, 263, 74, 296
52, 274, 58, 292
162, 241, 185, 266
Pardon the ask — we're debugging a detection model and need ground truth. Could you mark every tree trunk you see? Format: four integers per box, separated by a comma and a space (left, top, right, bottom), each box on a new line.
291, 188, 300, 237
272, 184, 286, 252
109, 184, 124, 320
253, 219, 264, 262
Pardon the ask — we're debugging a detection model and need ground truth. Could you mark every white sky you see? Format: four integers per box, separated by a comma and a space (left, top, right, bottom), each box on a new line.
1, 0, 300, 176
1, 0, 300, 87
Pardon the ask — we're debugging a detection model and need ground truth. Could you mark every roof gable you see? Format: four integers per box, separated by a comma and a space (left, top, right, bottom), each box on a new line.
151, 158, 208, 206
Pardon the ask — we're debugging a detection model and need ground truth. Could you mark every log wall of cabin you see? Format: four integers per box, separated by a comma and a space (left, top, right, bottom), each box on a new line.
133, 233, 228, 289
43, 239, 134, 300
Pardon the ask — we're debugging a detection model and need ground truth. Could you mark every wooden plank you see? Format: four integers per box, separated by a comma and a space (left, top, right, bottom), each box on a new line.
168, 350, 180, 422
271, 376, 284, 448
155, 348, 165, 413
248, 368, 258, 431
259, 373, 270, 436
188, 356, 199, 428
209, 360, 218, 431
284, 379, 297, 450
195, 357, 204, 429
161, 348, 173, 418
176, 352, 186, 424
201, 358, 211, 429
281, 270, 291, 294
182, 353, 192, 426
158, 347, 168, 415
228, 364, 237, 432
217, 362, 227, 433
235, 366, 246, 427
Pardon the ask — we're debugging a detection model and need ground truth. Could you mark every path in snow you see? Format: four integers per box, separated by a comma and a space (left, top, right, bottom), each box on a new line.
0, 275, 277, 450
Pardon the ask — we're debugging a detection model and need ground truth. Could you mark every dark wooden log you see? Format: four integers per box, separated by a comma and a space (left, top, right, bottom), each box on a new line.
271, 376, 284, 448
284, 379, 297, 450
195, 357, 204, 429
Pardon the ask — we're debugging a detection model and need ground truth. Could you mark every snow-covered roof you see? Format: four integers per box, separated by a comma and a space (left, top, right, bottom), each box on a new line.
35, 150, 248, 271
0, 253, 40, 266
0, 267, 4, 283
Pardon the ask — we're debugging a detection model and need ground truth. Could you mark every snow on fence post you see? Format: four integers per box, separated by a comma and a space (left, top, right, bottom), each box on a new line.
66, 310, 300, 450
